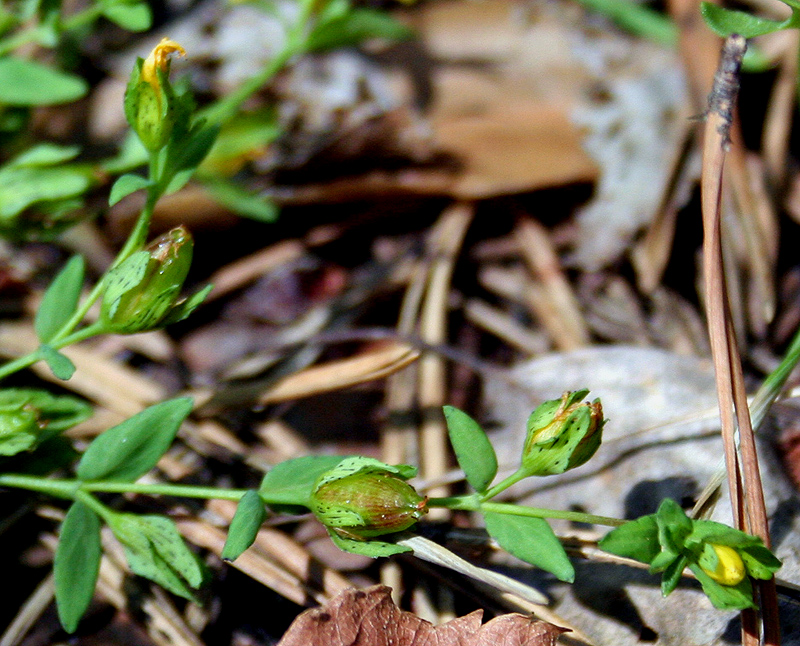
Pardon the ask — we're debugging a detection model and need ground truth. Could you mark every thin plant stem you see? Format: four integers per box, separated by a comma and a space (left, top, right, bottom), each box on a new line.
0, 160, 162, 383
480, 501, 625, 528
0, 474, 248, 503
480, 470, 528, 501
426, 495, 626, 528
0, 321, 105, 382
198, 0, 316, 125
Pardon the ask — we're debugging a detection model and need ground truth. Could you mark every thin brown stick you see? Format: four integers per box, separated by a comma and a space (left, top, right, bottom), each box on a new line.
701, 34, 779, 646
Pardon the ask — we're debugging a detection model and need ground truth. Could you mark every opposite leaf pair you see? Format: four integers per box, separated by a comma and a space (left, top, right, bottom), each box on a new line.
600, 498, 781, 610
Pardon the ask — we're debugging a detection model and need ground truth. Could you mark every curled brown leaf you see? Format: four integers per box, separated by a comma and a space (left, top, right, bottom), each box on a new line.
277, 585, 566, 646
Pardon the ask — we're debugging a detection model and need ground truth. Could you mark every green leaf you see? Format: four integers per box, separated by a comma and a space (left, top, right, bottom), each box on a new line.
259, 455, 349, 512
655, 498, 692, 554
102, 132, 148, 174
700, 2, 790, 37
659, 553, 688, 596
35, 255, 84, 343
739, 544, 782, 579
109, 513, 205, 600
326, 527, 412, 558
689, 564, 756, 610
102, 0, 152, 31
40, 344, 76, 380
164, 123, 220, 194
54, 501, 102, 633
109, 173, 151, 206
0, 57, 87, 105
307, 8, 414, 51
76, 397, 193, 482
483, 510, 574, 582
0, 388, 92, 455
201, 177, 278, 222
200, 108, 280, 174
598, 514, 660, 564
160, 284, 213, 326
222, 490, 266, 561
0, 166, 92, 221
443, 405, 497, 493
10, 144, 80, 167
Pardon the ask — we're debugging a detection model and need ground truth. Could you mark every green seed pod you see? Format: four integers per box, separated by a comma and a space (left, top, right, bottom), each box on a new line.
100, 226, 193, 334
124, 38, 184, 151
520, 390, 604, 476
310, 457, 427, 540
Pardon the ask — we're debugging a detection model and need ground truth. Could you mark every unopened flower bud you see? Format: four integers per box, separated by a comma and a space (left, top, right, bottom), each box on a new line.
0, 404, 40, 456
124, 38, 185, 151
100, 226, 193, 334
520, 390, 604, 476
310, 457, 427, 540
699, 543, 746, 586
0, 389, 92, 455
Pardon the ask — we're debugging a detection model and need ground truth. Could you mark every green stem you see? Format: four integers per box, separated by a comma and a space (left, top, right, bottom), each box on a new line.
0, 161, 161, 382
751, 321, 800, 432
0, 350, 44, 382
427, 494, 481, 511
426, 493, 626, 527
198, 0, 316, 125
0, 473, 249, 502
73, 489, 116, 522
0, 321, 105, 382
55, 160, 160, 339
0, 474, 79, 499
480, 501, 626, 528
480, 470, 529, 501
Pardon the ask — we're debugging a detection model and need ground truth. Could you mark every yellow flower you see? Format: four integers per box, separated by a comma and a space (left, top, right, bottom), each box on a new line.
701, 544, 746, 586
141, 38, 185, 91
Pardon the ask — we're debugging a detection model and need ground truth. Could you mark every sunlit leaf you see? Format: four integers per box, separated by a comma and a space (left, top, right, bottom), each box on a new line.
77, 397, 193, 482
0, 57, 87, 105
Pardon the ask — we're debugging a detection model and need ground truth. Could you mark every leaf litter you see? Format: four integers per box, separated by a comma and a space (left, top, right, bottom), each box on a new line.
5, 0, 800, 644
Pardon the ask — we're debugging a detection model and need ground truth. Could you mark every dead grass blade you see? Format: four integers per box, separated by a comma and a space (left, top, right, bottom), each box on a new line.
700, 34, 778, 646
257, 342, 419, 404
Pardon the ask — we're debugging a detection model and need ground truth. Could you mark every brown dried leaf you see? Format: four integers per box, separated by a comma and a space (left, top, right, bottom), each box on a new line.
277, 585, 566, 646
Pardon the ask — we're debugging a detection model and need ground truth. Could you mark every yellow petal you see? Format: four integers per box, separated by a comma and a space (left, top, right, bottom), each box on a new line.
703, 544, 746, 586
141, 37, 186, 88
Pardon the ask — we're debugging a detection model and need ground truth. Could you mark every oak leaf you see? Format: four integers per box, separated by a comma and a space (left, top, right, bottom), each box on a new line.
277, 585, 566, 646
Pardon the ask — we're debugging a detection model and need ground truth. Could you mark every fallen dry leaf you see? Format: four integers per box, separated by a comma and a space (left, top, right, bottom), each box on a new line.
276, 585, 566, 646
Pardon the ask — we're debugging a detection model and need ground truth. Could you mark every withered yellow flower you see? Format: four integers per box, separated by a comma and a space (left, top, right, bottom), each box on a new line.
141, 38, 185, 90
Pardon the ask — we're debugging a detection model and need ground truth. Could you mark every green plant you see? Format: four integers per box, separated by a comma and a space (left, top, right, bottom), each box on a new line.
0, 3, 785, 638
0, 380, 782, 632
701, 0, 800, 39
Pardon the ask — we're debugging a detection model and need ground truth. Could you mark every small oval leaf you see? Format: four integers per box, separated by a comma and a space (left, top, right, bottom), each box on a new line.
483, 510, 574, 582
76, 397, 193, 482
102, 1, 152, 31
222, 490, 266, 561
443, 405, 497, 493
0, 58, 87, 105
40, 344, 76, 380
109, 173, 151, 206
35, 256, 84, 343
700, 2, 789, 37
54, 501, 102, 633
